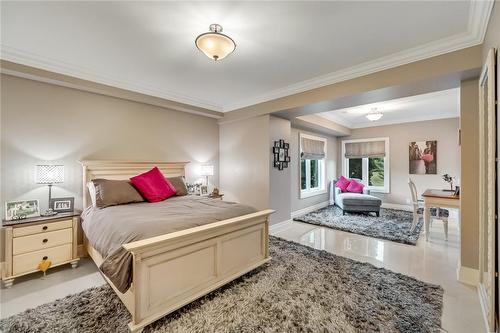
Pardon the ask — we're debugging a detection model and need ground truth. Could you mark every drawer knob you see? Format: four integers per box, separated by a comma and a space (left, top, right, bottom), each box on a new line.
42, 256, 48, 260
42, 226, 48, 231
42, 239, 48, 243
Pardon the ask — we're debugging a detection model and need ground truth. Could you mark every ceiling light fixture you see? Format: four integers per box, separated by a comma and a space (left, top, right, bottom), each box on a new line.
195, 24, 236, 61
366, 108, 383, 121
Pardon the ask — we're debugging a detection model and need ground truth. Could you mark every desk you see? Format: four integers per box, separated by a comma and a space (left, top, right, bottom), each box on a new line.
422, 189, 460, 241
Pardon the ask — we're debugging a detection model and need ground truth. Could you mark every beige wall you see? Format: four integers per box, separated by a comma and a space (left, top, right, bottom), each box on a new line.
1, 74, 220, 215
459, 79, 480, 270
219, 115, 270, 211
269, 116, 292, 224
339, 118, 460, 206
290, 128, 338, 212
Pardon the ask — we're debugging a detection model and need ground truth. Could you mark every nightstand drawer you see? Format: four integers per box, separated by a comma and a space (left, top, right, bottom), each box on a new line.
13, 219, 73, 237
13, 243, 72, 276
13, 228, 72, 255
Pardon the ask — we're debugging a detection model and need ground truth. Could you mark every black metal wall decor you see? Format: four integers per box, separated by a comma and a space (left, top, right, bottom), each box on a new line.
272, 139, 290, 170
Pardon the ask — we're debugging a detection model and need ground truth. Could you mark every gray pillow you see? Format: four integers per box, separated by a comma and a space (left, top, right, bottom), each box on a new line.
167, 176, 188, 196
92, 179, 144, 208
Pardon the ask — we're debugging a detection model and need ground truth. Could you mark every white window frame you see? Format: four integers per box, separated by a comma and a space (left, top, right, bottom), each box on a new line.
341, 137, 390, 193
300, 133, 327, 199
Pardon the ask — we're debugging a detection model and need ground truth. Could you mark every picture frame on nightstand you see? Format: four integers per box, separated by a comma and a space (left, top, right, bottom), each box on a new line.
50, 197, 74, 213
4, 199, 40, 221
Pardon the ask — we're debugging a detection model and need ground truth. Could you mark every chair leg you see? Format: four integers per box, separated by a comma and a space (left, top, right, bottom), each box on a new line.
411, 214, 418, 232
376, 211, 379, 217
443, 218, 448, 240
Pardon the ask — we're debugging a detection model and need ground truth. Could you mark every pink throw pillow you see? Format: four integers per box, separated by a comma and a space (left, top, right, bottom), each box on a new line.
346, 179, 364, 194
130, 167, 177, 202
336, 176, 351, 192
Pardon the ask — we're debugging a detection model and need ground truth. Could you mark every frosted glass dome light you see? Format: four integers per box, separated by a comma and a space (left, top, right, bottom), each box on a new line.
195, 24, 236, 61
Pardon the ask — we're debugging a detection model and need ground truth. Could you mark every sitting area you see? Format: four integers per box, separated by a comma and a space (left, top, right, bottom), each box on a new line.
330, 178, 382, 216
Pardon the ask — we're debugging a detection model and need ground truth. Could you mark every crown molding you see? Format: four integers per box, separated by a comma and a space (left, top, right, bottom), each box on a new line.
317, 113, 353, 128
0, 45, 223, 112
224, 0, 494, 112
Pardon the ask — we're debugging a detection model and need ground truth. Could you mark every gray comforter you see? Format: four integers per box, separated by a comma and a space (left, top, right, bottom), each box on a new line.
81, 196, 256, 293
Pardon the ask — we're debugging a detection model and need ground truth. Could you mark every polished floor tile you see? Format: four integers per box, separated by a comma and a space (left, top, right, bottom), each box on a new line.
0, 257, 105, 320
271, 214, 485, 333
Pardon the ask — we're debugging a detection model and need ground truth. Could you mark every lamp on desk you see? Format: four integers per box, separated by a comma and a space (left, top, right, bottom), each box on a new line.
36, 164, 64, 216
199, 164, 214, 187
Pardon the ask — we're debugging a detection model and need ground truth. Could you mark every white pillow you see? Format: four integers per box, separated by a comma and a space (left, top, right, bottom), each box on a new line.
87, 181, 97, 207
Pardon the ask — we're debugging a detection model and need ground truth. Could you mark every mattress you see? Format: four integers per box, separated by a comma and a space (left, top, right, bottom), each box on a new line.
81, 195, 256, 293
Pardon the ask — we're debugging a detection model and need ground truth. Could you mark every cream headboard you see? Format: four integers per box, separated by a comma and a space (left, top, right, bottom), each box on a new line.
79, 160, 189, 208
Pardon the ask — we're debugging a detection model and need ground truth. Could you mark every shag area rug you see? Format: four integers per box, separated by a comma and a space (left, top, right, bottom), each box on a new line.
0, 237, 442, 333
294, 206, 422, 245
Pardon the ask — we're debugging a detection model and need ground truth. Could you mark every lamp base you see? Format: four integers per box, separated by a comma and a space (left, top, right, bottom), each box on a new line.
41, 209, 58, 217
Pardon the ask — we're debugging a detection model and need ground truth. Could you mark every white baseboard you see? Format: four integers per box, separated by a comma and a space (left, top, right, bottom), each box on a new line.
457, 265, 479, 286
381, 202, 412, 211
291, 201, 330, 218
269, 219, 293, 234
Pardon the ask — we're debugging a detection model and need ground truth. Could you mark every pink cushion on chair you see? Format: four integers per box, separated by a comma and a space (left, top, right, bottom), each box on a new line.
336, 176, 351, 192
130, 167, 177, 202
346, 179, 364, 193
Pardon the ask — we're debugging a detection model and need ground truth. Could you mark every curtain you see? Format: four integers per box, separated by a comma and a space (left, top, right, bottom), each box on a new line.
345, 140, 385, 158
301, 137, 325, 160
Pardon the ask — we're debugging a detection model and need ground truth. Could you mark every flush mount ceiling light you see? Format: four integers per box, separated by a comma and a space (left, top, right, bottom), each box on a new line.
366, 108, 383, 121
195, 24, 236, 61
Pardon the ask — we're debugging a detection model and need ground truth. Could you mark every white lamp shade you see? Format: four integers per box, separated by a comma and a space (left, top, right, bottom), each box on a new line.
199, 165, 214, 176
36, 165, 64, 184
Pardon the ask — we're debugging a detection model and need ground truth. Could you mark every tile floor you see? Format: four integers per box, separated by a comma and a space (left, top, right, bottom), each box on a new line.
0, 212, 485, 332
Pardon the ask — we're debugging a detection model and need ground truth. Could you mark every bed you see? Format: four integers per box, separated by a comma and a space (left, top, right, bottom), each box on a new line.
79, 160, 273, 332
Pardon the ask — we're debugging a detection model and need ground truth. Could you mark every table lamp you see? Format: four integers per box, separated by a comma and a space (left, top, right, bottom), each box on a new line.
36, 164, 64, 216
199, 164, 214, 186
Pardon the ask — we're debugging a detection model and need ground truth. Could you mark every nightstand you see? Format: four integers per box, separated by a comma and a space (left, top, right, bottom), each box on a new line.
1, 211, 81, 288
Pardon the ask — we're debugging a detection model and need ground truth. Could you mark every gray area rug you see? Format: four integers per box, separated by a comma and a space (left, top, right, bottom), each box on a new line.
294, 206, 423, 245
1, 237, 442, 333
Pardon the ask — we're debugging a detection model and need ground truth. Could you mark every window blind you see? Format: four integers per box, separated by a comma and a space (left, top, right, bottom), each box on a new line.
301, 137, 325, 160
345, 140, 385, 158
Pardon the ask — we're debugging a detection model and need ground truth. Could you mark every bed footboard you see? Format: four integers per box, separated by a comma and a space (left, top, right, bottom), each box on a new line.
121, 209, 273, 333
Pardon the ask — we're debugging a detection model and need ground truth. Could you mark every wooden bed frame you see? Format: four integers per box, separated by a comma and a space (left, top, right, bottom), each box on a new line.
79, 160, 272, 332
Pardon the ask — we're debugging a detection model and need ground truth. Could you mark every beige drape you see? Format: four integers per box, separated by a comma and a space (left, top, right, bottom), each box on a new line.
345, 140, 385, 158
301, 137, 325, 160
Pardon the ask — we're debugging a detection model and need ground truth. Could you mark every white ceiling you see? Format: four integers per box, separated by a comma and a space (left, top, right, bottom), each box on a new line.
0, 1, 492, 112
318, 88, 460, 129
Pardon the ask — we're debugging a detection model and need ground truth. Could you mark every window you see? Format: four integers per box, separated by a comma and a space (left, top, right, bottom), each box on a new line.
300, 133, 327, 198
342, 138, 389, 193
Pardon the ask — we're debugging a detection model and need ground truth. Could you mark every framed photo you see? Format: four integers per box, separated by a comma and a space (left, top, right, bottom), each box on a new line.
286, 156, 291, 162
5, 199, 40, 221
50, 197, 74, 213
273, 147, 279, 154
278, 148, 286, 162
409, 140, 437, 174
200, 185, 209, 196
274, 141, 280, 148
284, 143, 289, 149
